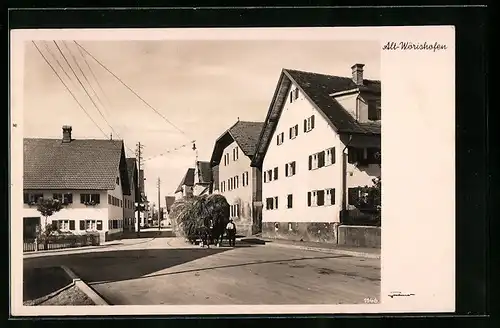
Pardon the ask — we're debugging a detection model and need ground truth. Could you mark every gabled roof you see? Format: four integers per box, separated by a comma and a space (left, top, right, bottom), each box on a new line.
196, 161, 212, 184
209, 120, 265, 167
251, 68, 381, 168
126, 158, 139, 199
175, 168, 195, 193
24, 138, 130, 193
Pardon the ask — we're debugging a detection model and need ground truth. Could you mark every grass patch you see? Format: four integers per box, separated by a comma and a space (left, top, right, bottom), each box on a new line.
38, 285, 95, 306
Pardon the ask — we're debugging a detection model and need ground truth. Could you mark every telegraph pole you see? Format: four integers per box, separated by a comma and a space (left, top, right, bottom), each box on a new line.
157, 177, 161, 233
135, 142, 144, 237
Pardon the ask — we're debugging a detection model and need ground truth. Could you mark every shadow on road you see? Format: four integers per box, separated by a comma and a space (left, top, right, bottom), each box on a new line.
121, 230, 175, 239
89, 254, 351, 286
25, 247, 235, 286
23, 266, 72, 301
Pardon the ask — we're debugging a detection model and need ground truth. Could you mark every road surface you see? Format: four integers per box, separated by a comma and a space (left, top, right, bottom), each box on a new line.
24, 238, 380, 305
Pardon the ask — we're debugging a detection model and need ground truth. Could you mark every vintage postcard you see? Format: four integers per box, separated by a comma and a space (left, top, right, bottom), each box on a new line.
10, 26, 455, 316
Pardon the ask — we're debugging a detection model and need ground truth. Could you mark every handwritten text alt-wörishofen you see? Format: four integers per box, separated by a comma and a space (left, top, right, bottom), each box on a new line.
383, 41, 447, 52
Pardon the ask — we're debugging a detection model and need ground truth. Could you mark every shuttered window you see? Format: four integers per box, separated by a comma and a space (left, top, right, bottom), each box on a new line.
348, 188, 360, 205
79, 220, 85, 230
287, 194, 293, 208
69, 220, 75, 230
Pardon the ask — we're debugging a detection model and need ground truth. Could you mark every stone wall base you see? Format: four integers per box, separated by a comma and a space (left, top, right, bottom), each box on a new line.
262, 222, 339, 244
337, 225, 381, 248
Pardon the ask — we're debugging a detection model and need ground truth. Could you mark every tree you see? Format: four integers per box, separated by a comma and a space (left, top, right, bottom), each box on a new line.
356, 176, 381, 220
36, 197, 63, 232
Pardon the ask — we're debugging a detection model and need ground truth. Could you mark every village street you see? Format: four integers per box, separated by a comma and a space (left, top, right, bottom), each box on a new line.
24, 237, 380, 305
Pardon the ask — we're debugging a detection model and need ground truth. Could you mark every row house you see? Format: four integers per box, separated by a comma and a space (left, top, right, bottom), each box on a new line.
250, 64, 381, 244
209, 120, 264, 236
23, 125, 136, 242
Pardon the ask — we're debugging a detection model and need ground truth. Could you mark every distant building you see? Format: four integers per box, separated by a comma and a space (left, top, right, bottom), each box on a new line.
251, 64, 381, 244
165, 196, 175, 213
174, 168, 195, 200
209, 120, 265, 236
22, 125, 131, 242
193, 160, 213, 196
123, 158, 139, 232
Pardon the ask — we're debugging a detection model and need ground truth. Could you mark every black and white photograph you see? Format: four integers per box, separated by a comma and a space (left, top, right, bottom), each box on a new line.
10, 27, 455, 315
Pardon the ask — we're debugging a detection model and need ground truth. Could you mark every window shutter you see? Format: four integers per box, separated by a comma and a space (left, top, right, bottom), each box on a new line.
285, 163, 289, 177
331, 189, 336, 205
311, 115, 315, 129
304, 119, 307, 132
80, 194, 85, 204
295, 88, 299, 99
307, 192, 312, 207
290, 91, 293, 103
318, 151, 325, 168
308, 155, 312, 170
79, 220, 85, 230
275, 197, 278, 209
274, 167, 278, 180
69, 220, 75, 230
348, 188, 359, 205
295, 124, 298, 136
317, 190, 325, 206
23, 193, 29, 204
289, 127, 292, 139
332, 147, 336, 164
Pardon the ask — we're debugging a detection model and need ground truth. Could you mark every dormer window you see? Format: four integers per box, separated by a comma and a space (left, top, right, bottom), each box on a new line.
368, 99, 381, 121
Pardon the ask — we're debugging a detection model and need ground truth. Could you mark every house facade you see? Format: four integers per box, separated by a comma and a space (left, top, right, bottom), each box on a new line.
123, 158, 139, 232
209, 120, 264, 236
251, 64, 381, 245
23, 126, 131, 242
174, 168, 195, 200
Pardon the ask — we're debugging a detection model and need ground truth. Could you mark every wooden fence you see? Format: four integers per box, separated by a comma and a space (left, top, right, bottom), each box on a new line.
23, 234, 100, 253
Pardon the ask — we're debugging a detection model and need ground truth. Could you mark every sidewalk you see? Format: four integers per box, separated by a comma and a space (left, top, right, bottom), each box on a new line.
238, 237, 381, 259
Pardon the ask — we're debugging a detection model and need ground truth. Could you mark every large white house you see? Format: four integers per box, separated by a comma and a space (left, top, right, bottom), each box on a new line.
22, 125, 131, 242
250, 64, 381, 245
209, 120, 264, 236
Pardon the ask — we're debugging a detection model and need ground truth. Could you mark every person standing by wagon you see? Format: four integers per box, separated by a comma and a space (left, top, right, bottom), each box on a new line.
226, 218, 236, 247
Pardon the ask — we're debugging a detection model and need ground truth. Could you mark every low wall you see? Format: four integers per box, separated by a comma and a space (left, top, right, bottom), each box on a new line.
337, 225, 381, 248
262, 222, 339, 244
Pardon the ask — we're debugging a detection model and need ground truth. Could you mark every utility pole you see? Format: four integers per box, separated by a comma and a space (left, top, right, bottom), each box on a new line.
135, 142, 144, 237
157, 177, 161, 233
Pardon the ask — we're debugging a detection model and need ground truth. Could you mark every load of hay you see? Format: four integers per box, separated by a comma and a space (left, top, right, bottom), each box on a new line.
170, 194, 230, 243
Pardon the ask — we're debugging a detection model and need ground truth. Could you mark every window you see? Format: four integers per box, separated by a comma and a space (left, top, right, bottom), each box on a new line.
242, 171, 249, 187
266, 170, 273, 182
108, 195, 112, 204
273, 167, 279, 180
285, 161, 296, 177
53, 193, 63, 202
56, 220, 70, 230
80, 193, 100, 204
23, 192, 43, 204
230, 204, 240, 218
235, 176, 239, 189
116, 177, 120, 185
97, 220, 103, 230
289, 124, 299, 139
235, 147, 239, 160
348, 147, 366, 164
304, 115, 315, 132
277, 132, 285, 145
120, 199, 123, 208
325, 147, 336, 166
290, 87, 299, 103
368, 99, 381, 121
287, 194, 293, 209
274, 196, 279, 209
325, 188, 335, 206
309, 153, 319, 170
85, 219, 97, 230
79, 220, 85, 230
265, 197, 278, 210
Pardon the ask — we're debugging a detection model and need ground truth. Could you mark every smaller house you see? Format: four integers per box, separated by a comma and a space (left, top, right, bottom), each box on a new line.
174, 168, 195, 200
23, 125, 131, 242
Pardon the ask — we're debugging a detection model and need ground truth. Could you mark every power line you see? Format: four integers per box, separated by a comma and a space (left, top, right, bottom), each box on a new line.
74, 41, 192, 141
142, 143, 192, 162
62, 41, 107, 116
53, 40, 119, 139
43, 42, 79, 91
31, 41, 108, 138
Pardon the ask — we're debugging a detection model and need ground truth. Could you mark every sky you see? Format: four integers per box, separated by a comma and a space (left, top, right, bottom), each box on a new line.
23, 39, 380, 205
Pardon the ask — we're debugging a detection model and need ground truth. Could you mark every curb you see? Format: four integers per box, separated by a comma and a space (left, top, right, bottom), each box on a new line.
61, 266, 109, 305
240, 238, 381, 259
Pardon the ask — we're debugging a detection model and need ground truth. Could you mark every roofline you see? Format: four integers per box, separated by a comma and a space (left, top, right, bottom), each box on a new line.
329, 88, 360, 97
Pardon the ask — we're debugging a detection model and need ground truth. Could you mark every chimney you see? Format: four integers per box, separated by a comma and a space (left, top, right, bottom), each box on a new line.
62, 125, 72, 143
351, 63, 365, 86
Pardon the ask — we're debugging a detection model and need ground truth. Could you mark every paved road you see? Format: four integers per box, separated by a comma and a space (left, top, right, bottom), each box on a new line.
24, 238, 380, 305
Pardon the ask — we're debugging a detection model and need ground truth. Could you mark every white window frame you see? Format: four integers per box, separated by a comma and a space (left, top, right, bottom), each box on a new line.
305, 116, 314, 132
311, 191, 318, 207
325, 188, 333, 206
325, 148, 335, 166
312, 153, 319, 170
277, 132, 284, 145
290, 124, 299, 139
